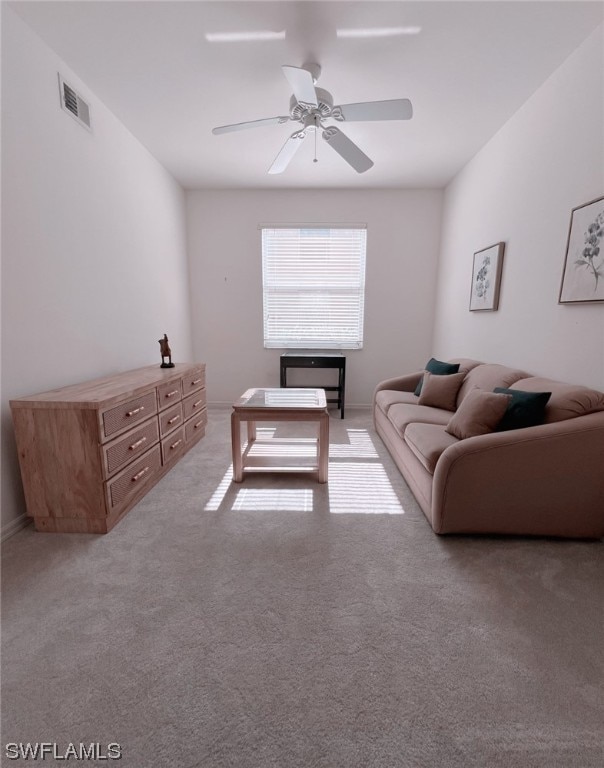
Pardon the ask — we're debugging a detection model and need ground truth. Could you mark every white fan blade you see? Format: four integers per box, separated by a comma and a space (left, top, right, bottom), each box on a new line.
322, 126, 373, 173
212, 116, 289, 135
282, 65, 318, 108
268, 131, 307, 174
336, 99, 413, 122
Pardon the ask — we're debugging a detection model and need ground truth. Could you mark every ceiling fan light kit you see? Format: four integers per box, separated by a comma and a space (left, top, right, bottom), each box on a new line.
212, 64, 413, 174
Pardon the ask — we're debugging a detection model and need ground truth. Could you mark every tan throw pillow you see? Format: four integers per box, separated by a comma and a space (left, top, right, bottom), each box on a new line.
446, 388, 512, 439
418, 371, 466, 411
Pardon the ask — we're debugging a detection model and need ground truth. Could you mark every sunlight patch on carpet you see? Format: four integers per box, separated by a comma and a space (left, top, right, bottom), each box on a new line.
329, 428, 379, 459
204, 466, 233, 511
328, 462, 405, 514
232, 488, 314, 512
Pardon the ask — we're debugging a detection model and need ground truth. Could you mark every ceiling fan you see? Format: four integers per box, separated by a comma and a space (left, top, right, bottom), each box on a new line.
212, 64, 413, 174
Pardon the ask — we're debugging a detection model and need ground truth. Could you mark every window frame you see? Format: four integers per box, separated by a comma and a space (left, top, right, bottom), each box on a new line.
260, 224, 367, 350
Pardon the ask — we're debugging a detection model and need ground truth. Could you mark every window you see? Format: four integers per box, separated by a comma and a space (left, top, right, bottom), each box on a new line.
261, 226, 367, 349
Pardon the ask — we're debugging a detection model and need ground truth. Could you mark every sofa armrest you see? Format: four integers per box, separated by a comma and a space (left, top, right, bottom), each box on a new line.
373, 372, 422, 399
431, 412, 604, 538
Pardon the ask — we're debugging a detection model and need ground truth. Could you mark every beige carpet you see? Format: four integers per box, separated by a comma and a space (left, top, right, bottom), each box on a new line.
2, 406, 603, 768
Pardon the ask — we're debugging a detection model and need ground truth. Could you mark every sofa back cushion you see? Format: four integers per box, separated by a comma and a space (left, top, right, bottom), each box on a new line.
456, 364, 528, 407
447, 358, 482, 373
511, 377, 604, 423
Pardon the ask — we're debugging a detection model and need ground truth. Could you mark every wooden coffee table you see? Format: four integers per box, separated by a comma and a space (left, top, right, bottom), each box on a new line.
231, 388, 329, 483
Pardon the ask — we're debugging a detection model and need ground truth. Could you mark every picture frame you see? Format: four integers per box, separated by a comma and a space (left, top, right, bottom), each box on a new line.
558, 195, 604, 304
469, 242, 505, 311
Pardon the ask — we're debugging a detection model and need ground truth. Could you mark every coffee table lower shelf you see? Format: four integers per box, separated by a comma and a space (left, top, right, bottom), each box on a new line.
241, 437, 323, 474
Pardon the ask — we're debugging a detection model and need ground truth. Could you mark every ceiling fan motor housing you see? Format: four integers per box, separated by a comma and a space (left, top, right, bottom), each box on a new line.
289, 87, 333, 122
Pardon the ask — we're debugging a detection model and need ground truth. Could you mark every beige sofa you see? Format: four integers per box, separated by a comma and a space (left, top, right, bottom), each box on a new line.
373, 358, 604, 538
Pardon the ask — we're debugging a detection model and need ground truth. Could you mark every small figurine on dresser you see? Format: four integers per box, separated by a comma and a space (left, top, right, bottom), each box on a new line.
159, 334, 175, 368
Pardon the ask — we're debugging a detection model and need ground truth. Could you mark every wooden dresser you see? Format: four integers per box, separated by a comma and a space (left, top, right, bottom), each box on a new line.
10, 363, 207, 534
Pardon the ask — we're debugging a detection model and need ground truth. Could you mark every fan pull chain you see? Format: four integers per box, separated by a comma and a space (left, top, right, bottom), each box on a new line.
313, 122, 318, 163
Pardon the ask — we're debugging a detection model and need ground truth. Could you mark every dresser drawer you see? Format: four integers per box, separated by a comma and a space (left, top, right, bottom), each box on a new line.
106, 444, 161, 512
159, 403, 183, 437
102, 418, 160, 478
182, 390, 206, 421
182, 366, 205, 397
161, 426, 185, 465
185, 408, 207, 443
157, 379, 182, 411
102, 391, 157, 440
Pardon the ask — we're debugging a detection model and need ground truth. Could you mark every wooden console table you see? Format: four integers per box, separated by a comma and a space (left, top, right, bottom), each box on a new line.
10, 363, 206, 534
279, 352, 346, 418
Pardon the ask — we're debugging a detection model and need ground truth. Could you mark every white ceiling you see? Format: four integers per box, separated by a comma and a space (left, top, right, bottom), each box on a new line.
9, 1, 603, 189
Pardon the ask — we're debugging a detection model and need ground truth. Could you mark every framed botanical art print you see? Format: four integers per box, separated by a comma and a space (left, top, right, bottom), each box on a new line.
469, 242, 505, 311
559, 195, 604, 304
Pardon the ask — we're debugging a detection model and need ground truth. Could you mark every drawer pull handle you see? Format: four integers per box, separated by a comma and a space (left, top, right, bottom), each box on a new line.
126, 406, 145, 417
129, 436, 147, 451
192, 378, 202, 385
193, 399, 203, 408
167, 415, 180, 425
194, 420, 204, 429
165, 389, 179, 398
132, 466, 150, 482
170, 439, 183, 450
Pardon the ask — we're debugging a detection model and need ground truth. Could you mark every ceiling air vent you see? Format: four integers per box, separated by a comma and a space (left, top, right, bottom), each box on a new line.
58, 74, 91, 130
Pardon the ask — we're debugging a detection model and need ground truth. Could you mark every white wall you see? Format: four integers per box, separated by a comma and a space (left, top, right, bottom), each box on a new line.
186, 189, 443, 406
1, 8, 192, 535
433, 25, 604, 390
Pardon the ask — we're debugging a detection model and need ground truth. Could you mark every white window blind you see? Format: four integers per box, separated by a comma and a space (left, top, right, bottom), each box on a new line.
262, 226, 367, 349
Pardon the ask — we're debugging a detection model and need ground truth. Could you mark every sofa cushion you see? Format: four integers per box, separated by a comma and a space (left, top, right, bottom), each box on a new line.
375, 389, 418, 416
446, 388, 512, 439
494, 387, 552, 431
418, 371, 466, 411
511, 377, 604, 423
456, 364, 528, 407
404, 423, 459, 474
447, 358, 483, 373
388, 403, 452, 437
414, 357, 460, 396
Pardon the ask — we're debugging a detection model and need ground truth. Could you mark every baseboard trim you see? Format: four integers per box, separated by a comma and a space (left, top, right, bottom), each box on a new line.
1, 514, 32, 542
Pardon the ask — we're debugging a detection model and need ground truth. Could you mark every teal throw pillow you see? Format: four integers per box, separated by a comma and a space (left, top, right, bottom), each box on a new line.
415, 358, 461, 396
494, 388, 552, 431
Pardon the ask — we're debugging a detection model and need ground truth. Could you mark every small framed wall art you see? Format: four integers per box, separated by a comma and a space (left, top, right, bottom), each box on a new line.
469, 242, 505, 311
559, 195, 604, 304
